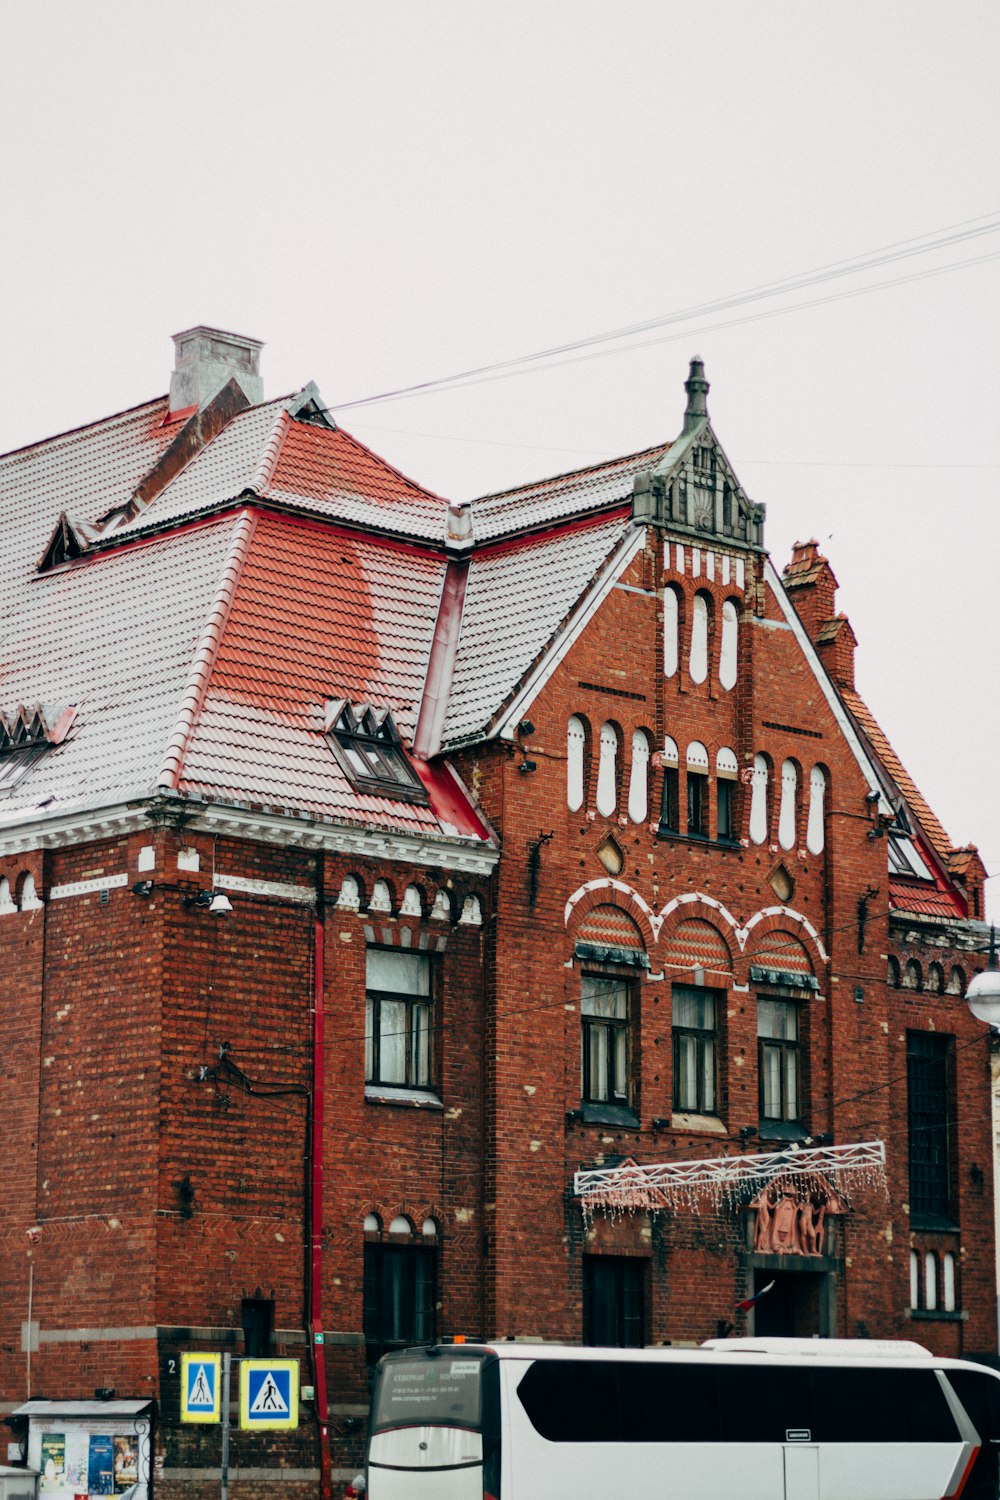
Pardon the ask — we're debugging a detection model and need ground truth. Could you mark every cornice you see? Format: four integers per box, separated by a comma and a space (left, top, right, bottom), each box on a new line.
0, 790, 498, 875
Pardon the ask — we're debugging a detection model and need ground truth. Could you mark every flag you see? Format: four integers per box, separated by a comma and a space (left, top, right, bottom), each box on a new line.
736, 1279, 775, 1313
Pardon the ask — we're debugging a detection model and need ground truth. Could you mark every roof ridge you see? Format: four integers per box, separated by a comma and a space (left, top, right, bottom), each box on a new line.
473, 438, 673, 505
0, 395, 169, 464
156, 510, 258, 791
331, 424, 449, 505
250, 408, 293, 494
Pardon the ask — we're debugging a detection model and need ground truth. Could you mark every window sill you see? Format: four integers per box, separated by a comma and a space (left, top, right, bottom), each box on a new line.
656, 829, 741, 851
365, 1085, 443, 1110
671, 1112, 727, 1135
572, 1102, 641, 1130
907, 1309, 967, 1322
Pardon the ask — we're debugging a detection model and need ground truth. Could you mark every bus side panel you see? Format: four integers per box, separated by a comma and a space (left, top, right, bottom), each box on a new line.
366, 1465, 483, 1500
819, 1442, 970, 1500
501, 1363, 782, 1499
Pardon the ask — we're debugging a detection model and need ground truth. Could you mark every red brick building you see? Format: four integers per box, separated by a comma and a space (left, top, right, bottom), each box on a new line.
0, 331, 992, 1495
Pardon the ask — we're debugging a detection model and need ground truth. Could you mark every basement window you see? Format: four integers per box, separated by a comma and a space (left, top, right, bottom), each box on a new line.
326, 700, 428, 804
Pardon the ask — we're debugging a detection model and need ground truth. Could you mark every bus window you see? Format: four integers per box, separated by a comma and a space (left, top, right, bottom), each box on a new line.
717, 1365, 812, 1442
516, 1360, 620, 1442
372, 1353, 487, 1432
809, 1368, 958, 1444
618, 1362, 719, 1443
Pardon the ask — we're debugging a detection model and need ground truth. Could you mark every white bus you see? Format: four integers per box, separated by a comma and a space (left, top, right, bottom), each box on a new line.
365, 1337, 1000, 1499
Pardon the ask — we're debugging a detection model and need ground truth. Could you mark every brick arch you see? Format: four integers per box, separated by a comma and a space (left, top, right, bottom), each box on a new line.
656, 891, 741, 952
741, 905, 828, 969
564, 879, 657, 950
662, 917, 734, 977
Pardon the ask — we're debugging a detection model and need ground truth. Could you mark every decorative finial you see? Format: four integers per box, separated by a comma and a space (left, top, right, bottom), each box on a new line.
683, 356, 710, 433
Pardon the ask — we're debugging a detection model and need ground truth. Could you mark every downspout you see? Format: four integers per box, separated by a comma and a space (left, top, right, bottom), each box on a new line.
309, 895, 332, 1500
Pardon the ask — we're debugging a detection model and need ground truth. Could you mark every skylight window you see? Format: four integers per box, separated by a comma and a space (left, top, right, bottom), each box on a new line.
325, 700, 428, 804
0, 705, 74, 797
888, 833, 933, 881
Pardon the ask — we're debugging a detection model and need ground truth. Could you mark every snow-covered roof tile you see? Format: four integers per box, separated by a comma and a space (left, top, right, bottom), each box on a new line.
472, 440, 671, 540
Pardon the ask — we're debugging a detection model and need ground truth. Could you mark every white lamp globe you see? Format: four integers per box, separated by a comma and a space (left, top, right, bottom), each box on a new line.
966, 968, 1000, 1026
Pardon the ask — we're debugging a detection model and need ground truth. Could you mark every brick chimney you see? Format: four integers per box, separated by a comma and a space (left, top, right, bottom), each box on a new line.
783, 539, 856, 690
168, 326, 264, 415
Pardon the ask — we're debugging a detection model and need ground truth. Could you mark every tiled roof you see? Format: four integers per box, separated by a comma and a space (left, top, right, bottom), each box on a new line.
472, 441, 672, 540
0, 515, 244, 816
178, 512, 472, 837
888, 878, 965, 921
114, 400, 448, 542
442, 513, 633, 745
840, 688, 954, 860
0, 397, 175, 595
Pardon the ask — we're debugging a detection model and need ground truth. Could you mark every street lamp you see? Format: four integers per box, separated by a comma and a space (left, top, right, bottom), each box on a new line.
966, 928, 1000, 1026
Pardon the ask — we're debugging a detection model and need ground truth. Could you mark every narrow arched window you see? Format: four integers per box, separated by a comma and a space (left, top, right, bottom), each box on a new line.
778, 760, 798, 851
946, 966, 965, 995
663, 586, 680, 679
716, 747, 738, 841
689, 592, 709, 684
719, 599, 738, 691
942, 1252, 956, 1312
924, 1252, 937, 1311
806, 765, 827, 854
887, 956, 901, 987
686, 741, 709, 837
596, 722, 619, 817
749, 754, 769, 846
628, 730, 651, 823
927, 963, 944, 994
567, 715, 586, 811
909, 1249, 920, 1309
660, 736, 680, 832
903, 959, 922, 991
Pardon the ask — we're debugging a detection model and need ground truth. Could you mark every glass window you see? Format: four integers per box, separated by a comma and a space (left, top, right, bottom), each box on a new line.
907, 1031, 954, 1223
758, 998, 801, 1122
329, 702, 428, 804
366, 949, 432, 1089
363, 1242, 436, 1361
241, 1297, 274, 1358
672, 987, 717, 1114
581, 975, 630, 1105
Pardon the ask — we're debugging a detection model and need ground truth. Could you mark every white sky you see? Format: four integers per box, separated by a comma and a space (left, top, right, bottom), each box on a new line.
2, 1, 998, 919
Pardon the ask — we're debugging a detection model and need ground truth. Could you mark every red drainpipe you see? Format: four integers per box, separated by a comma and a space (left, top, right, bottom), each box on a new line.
309, 908, 333, 1500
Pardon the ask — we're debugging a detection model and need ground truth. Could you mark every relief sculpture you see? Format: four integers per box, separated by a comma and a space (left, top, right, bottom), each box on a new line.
749, 1175, 847, 1257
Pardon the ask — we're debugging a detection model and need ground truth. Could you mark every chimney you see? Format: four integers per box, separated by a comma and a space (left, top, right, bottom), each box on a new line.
169, 326, 264, 415
783, 540, 856, 690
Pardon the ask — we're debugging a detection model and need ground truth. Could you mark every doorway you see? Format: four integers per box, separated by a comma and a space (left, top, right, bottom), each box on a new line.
752, 1271, 825, 1337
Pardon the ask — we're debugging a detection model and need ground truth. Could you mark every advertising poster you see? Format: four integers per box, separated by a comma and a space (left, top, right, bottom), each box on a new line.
64, 1431, 89, 1492
88, 1435, 115, 1495
113, 1435, 138, 1492
41, 1434, 66, 1489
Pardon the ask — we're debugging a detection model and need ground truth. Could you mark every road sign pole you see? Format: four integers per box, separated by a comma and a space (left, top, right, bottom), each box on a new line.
220, 1352, 231, 1500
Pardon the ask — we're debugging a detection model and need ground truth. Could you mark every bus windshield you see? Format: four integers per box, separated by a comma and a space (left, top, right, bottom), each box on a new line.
372, 1352, 489, 1433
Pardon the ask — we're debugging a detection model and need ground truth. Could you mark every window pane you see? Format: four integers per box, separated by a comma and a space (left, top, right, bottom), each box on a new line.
674, 989, 714, 1029
762, 1044, 782, 1117
612, 1026, 628, 1098
379, 999, 407, 1084
758, 998, 796, 1039
677, 1034, 698, 1110
784, 1049, 798, 1118
410, 1002, 431, 1087
581, 976, 627, 1018
367, 948, 430, 995
702, 1038, 716, 1113
365, 997, 375, 1080
588, 1024, 609, 1101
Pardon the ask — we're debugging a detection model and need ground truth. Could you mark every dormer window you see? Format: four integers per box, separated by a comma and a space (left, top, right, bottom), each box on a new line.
325, 700, 428, 804
0, 705, 74, 795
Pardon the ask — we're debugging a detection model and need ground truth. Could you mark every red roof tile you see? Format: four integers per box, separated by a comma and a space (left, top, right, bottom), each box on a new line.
841, 688, 954, 860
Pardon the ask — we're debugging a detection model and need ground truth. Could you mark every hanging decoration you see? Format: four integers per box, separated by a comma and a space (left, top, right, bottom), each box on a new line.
574, 1139, 886, 1226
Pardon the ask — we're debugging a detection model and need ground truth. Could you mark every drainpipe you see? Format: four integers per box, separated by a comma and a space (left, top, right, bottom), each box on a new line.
309, 903, 332, 1500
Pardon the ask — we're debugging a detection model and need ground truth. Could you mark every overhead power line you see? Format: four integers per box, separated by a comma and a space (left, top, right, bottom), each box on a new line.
331, 211, 1000, 412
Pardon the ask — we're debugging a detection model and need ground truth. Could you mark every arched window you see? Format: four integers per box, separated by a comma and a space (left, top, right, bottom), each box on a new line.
778, 759, 799, 851
716, 747, 738, 841
596, 722, 619, 818
719, 599, 738, 691
660, 736, 680, 832
686, 741, 709, 838
663, 586, 681, 679
20, 872, 42, 910
389, 1215, 413, 1235
567, 715, 586, 811
946, 965, 966, 995
421, 1217, 438, 1239
927, 962, 944, 994
337, 875, 361, 909
909, 1249, 920, 1309
924, 1252, 937, 1311
806, 765, 827, 855
0, 877, 15, 914
369, 880, 392, 914
749, 754, 769, 846
942, 1252, 956, 1312
887, 956, 901, 987
628, 730, 651, 823
903, 959, 922, 991
363, 1213, 381, 1235
689, 592, 710, 685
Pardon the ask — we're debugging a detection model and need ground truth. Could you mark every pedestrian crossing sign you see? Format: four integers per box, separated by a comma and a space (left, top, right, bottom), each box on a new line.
239, 1359, 299, 1430
181, 1352, 221, 1423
